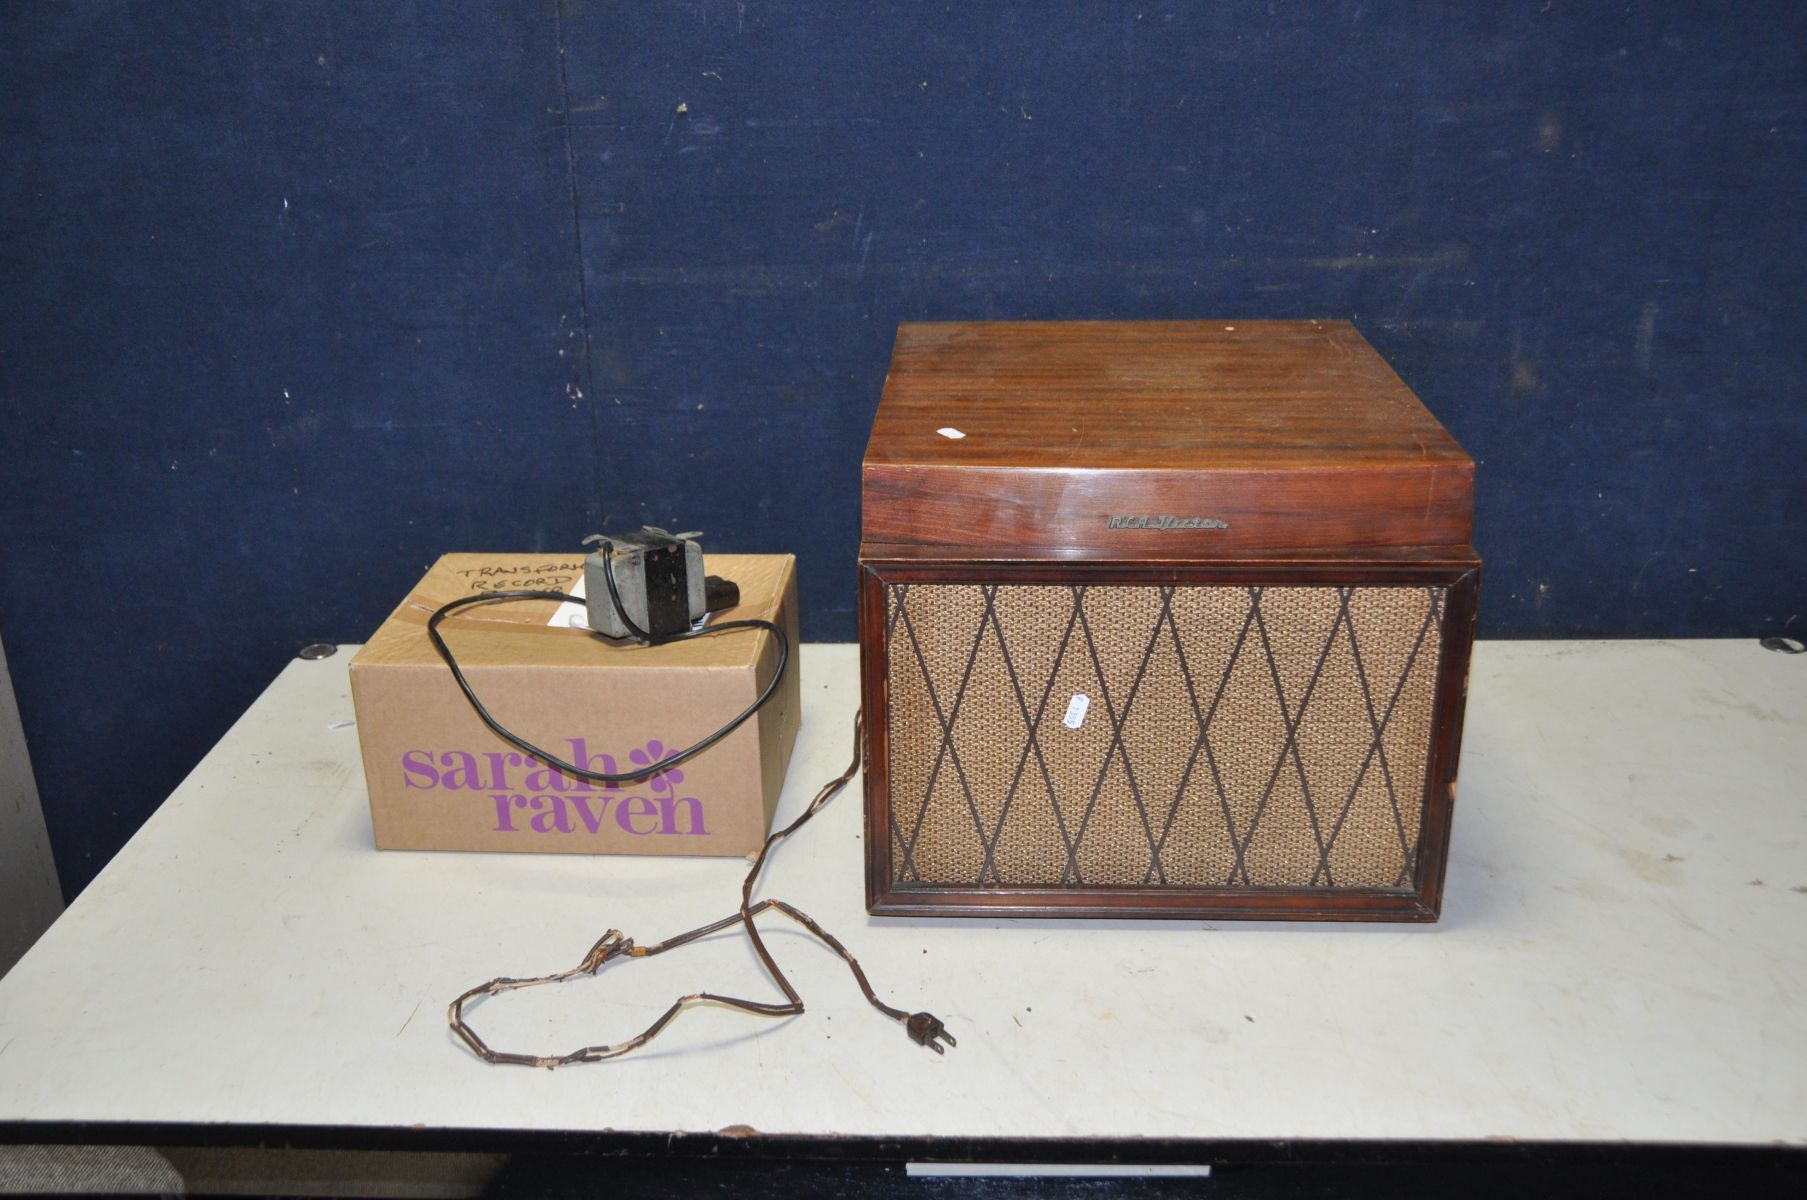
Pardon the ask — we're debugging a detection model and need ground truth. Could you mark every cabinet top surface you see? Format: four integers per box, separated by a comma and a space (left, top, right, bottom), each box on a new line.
865, 320, 1470, 471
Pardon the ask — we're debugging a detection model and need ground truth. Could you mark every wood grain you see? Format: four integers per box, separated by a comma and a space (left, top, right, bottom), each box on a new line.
858, 320, 1480, 920
863, 320, 1473, 553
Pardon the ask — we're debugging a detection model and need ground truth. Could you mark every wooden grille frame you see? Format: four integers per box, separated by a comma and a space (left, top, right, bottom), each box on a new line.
859, 553, 1480, 921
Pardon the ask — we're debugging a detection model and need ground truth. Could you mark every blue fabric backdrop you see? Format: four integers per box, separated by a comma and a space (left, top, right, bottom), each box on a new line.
3, 2, 1802, 895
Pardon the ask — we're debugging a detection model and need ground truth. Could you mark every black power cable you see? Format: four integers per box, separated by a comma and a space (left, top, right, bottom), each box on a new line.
424, 538, 788, 786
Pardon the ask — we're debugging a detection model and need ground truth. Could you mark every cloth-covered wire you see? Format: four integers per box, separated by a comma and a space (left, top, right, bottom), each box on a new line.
434, 539, 952, 1064
446, 711, 956, 1066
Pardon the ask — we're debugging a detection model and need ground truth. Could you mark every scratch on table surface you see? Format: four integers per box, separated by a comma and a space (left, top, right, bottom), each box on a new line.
0, 1036, 15, 1061
396, 1001, 422, 1038
1659, 896, 1705, 934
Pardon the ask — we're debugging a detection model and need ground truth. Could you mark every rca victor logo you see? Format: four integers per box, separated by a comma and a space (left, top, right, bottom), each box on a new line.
1108, 515, 1229, 531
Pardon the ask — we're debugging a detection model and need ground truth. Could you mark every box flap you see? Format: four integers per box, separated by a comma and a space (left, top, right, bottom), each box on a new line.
355, 553, 794, 671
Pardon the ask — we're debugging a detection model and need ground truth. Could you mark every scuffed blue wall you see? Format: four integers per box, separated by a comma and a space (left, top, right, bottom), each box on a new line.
3, 1, 1803, 895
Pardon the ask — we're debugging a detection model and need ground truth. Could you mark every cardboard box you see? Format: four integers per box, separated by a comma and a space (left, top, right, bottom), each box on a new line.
350, 553, 800, 856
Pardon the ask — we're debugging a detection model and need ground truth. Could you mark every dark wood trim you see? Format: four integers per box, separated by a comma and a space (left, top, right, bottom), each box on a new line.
858, 563, 895, 912
1409, 566, 1481, 918
858, 552, 1479, 922
860, 550, 1480, 585
864, 462, 1475, 553
869, 885, 1436, 922
860, 541, 1484, 568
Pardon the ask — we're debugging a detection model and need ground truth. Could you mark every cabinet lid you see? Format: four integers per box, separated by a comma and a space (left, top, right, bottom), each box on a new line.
862, 320, 1474, 554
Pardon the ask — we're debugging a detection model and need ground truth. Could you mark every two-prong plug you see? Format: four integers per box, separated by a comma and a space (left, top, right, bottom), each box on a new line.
905, 1012, 957, 1054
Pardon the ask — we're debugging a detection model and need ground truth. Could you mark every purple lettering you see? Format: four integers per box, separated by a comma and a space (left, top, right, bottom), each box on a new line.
616, 795, 659, 835
567, 793, 612, 834
656, 795, 706, 836
565, 738, 621, 791
528, 795, 571, 834
483, 751, 522, 791
523, 757, 569, 794
401, 750, 438, 789
491, 794, 520, 832
436, 750, 483, 790
405, 743, 704, 832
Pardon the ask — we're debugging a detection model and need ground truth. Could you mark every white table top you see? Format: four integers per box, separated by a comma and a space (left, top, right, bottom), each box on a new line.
0, 640, 1802, 1148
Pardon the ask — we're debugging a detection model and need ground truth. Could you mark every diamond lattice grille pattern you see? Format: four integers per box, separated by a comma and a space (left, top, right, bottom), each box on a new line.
885, 583, 1446, 890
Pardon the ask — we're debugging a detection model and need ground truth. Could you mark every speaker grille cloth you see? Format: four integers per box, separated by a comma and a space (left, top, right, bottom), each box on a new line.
884, 583, 1445, 890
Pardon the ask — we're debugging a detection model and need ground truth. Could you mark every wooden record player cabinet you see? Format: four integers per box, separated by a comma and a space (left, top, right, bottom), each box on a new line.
858, 321, 1480, 920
